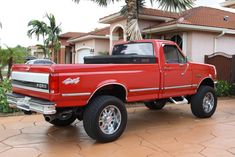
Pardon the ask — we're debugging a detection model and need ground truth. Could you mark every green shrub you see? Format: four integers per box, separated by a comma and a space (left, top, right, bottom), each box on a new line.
231, 83, 235, 96
216, 80, 233, 97
0, 79, 18, 113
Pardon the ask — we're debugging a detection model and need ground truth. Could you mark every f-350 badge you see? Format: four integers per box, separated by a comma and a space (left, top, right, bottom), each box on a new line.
63, 77, 80, 85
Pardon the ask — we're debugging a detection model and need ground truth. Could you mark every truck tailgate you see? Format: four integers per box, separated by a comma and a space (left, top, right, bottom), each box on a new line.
11, 64, 53, 100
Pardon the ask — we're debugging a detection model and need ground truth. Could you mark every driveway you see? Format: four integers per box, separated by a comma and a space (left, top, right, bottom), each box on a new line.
0, 98, 235, 157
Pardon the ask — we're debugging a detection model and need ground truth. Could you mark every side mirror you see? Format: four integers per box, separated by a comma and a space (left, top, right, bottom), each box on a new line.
186, 56, 191, 62
179, 56, 188, 63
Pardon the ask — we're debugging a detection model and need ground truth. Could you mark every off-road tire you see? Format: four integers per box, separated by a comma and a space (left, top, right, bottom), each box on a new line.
191, 86, 217, 118
83, 95, 127, 143
144, 99, 166, 110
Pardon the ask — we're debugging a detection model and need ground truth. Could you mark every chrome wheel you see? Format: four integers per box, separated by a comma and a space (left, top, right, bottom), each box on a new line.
99, 105, 121, 135
203, 92, 214, 113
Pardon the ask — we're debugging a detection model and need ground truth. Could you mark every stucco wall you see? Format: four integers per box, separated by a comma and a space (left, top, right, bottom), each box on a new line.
190, 32, 215, 63
186, 32, 193, 60
217, 35, 235, 54
190, 32, 235, 63
138, 20, 160, 32
75, 39, 95, 51
74, 39, 109, 55
94, 39, 110, 55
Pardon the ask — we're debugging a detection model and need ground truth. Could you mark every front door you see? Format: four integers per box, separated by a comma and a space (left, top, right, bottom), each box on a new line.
162, 45, 192, 98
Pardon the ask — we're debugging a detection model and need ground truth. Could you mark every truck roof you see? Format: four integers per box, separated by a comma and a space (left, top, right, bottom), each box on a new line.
113, 39, 176, 46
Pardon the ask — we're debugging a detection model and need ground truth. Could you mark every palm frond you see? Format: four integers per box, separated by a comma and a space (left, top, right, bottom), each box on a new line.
126, 19, 142, 41
73, 0, 122, 6
156, 0, 194, 12
27, 20, 47, 40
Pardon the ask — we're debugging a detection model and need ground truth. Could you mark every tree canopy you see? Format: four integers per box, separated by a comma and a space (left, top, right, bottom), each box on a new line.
27, 13, 62, 60
0, 45, 29, 81
73, 0, 194, 40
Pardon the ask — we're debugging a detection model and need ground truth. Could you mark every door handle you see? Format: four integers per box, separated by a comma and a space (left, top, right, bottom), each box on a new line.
179, 64, 184, 67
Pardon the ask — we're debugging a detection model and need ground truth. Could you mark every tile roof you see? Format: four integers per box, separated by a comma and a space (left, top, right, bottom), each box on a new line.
99, 7, 179, 22
145, 6, 235, 30
59, 32, 86, 38
85, 26, 110, 36
140, 7, 179, 18
70, 27, 110, 40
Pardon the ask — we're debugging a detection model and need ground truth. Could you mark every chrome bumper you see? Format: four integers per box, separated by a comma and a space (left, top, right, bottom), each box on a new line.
6, 93, 56, 115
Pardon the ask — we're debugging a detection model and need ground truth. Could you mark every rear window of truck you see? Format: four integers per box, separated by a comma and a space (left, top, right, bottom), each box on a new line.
112, 42, 154, 56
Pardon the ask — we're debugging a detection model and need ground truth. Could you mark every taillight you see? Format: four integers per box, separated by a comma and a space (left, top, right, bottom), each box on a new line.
49, 74, 59, 94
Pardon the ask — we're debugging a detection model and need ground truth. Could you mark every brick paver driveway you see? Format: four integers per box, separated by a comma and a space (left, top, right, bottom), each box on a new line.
0, 98, 235, 157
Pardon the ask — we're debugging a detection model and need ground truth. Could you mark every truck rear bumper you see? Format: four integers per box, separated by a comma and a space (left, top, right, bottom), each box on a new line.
6, 93, 56, 115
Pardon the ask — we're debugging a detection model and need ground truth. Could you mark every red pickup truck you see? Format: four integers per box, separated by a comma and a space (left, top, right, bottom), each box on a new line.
7, 39, 217, 142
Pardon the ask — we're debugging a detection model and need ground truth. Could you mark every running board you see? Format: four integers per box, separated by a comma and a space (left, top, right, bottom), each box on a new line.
169, 96, 188, 105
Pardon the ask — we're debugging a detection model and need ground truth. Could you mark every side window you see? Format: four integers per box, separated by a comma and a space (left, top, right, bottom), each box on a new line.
34, 60, 41, 64
163, 45, 186, 64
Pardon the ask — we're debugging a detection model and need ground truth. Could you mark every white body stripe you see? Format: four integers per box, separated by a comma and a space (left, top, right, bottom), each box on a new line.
164, 85, 192, 90
129, 88, 159, 92
62, 93, 91, 96
12, 71, 49, 84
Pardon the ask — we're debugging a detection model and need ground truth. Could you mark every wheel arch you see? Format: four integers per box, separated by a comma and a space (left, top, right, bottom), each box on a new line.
198, 77, 215, 89
87, 83, 128, 103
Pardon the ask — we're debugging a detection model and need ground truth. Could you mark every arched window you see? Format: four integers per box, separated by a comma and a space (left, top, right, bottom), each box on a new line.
112, 27, 124, 41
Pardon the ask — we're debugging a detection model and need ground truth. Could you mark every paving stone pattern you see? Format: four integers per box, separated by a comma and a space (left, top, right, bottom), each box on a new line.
0, 99, 235, 157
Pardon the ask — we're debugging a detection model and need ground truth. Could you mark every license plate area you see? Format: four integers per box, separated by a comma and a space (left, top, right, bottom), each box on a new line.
16, 97, 31, 110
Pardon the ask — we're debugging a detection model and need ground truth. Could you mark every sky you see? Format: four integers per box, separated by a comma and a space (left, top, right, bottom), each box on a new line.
0, 0, 231, 47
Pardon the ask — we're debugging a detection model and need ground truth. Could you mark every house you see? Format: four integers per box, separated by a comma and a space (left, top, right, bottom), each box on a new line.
67, 27, 110, 63
27, 45, 45, 59
57, 6, 235, 64
221, 0, 235, 8
56, 32, 86, 64
149, 7, 235, 63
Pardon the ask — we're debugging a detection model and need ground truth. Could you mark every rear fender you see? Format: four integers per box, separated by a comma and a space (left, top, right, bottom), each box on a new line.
87, 80, 128, 103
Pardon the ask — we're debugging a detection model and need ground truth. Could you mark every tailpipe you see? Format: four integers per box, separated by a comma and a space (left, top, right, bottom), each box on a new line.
44, 115, 56, 122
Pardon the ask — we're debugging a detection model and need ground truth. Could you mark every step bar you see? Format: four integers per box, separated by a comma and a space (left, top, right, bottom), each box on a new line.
169, 96, 188, 105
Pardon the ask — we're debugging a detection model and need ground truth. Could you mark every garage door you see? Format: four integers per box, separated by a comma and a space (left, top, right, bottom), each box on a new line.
76, 48, 94, 63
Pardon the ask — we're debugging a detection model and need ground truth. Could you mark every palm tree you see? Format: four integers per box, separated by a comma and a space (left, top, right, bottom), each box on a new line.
27, 20, 47, 41
44, 13, 61, 62
27, 20, 48, 58
4, 45, 13, 79
0, 45, 28, 82
73, 0, 194, 40
27, 13, 61, 61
